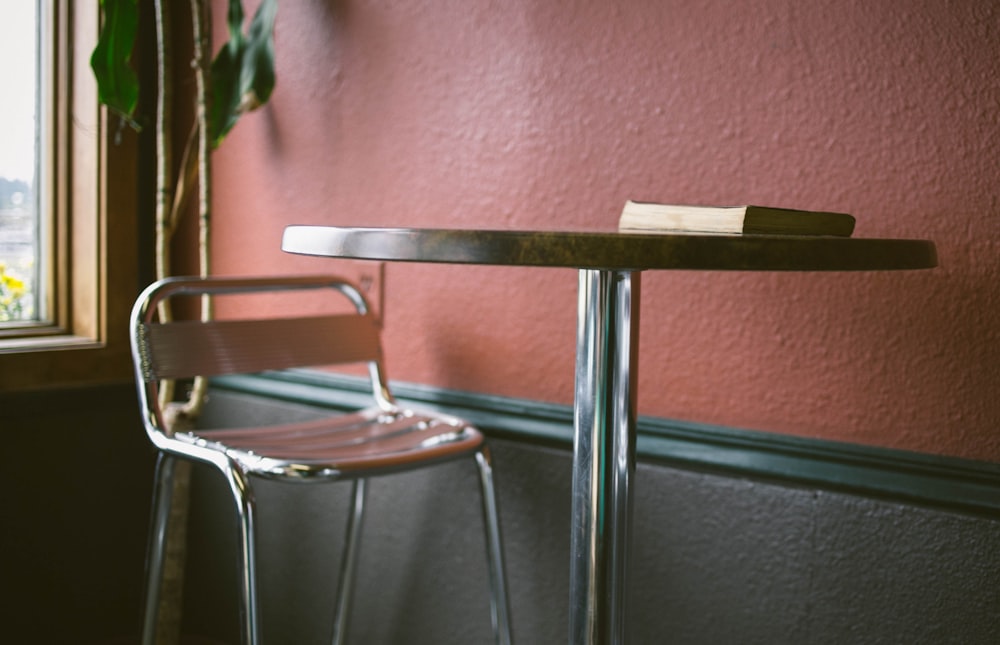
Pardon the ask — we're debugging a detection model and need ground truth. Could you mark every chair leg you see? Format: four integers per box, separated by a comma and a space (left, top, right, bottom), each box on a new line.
475, 447, 513, 645
222, 463, 261, 645
142, 453, 177, 645
332, 478, 368, 645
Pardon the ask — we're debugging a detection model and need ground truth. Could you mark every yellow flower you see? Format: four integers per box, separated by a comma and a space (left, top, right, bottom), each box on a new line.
3, 274, 25, 292
3, 275, 24, 291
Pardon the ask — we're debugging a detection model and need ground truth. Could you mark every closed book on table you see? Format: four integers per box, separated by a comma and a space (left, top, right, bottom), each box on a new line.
619, 200, 856, 237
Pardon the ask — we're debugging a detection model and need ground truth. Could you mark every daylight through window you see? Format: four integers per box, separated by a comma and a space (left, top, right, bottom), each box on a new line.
0, 2, 40, 324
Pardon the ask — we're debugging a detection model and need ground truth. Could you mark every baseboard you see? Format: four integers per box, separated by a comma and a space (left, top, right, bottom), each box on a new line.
213, 369, 1000, 517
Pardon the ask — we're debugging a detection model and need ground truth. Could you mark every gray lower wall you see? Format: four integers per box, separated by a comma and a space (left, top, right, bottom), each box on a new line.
6, 382, 995, 644
179, 390, 1000, 644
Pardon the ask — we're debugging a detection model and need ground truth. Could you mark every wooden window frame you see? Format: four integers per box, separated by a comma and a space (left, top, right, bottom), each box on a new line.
0, 1, 138, 390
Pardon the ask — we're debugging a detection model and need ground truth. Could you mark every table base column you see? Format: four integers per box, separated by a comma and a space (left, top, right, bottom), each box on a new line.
569, 269, 641, 645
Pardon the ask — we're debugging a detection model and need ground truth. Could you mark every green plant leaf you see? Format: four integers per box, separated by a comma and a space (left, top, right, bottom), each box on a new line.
242, 0, 277, 110
90, 0, 140, 129
208, 0, 278, 147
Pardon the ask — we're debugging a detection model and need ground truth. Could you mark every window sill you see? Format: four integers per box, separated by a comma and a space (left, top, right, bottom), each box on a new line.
0, 337, 133, 391
0, 334, 105, 354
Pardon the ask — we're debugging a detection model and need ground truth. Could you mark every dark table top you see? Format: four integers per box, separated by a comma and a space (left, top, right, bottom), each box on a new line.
282, 226, 937, 272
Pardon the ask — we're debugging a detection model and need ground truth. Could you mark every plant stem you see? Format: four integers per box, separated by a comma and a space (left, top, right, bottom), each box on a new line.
154, 0, 176, 409
182, 0, 212, 419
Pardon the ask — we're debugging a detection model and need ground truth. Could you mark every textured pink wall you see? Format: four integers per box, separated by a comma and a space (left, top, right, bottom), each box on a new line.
209, 0, 999, 461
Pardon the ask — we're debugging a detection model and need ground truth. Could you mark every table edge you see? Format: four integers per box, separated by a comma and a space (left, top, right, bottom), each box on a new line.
281, 225, 938, 272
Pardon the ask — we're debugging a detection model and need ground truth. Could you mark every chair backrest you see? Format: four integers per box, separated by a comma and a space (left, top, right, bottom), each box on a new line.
130, 276, 394, 431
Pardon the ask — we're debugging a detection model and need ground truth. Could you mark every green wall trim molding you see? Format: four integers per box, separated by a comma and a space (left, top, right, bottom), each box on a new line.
214, 370, 1000, 517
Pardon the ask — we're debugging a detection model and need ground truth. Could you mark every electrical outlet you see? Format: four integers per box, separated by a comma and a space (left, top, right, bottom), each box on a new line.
343, 260, 385, 326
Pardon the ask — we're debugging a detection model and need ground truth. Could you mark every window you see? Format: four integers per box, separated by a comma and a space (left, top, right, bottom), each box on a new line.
0, 2, 39, 324
0, 1, 140, 391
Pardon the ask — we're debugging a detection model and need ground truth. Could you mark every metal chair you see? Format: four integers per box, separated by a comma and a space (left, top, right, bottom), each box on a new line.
130, 275, 512, 645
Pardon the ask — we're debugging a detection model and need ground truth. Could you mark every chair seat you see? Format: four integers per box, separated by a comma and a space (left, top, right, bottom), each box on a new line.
178, 406, 486, 479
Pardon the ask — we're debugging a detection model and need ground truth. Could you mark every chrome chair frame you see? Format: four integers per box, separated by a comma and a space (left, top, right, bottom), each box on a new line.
130, 275, 512, 645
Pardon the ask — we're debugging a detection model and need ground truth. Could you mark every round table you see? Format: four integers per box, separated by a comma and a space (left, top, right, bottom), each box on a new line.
282, 226, 937, 645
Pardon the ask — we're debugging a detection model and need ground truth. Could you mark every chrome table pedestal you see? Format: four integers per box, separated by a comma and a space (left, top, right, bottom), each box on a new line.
570, 269, 640, 644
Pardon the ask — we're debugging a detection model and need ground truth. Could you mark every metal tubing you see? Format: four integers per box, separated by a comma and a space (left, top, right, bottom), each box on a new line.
141, 453, 176, 645
476, 447, 514, 645
569, 269, 640, 645
332, 478, 368, 645
226, 463, 260, 645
